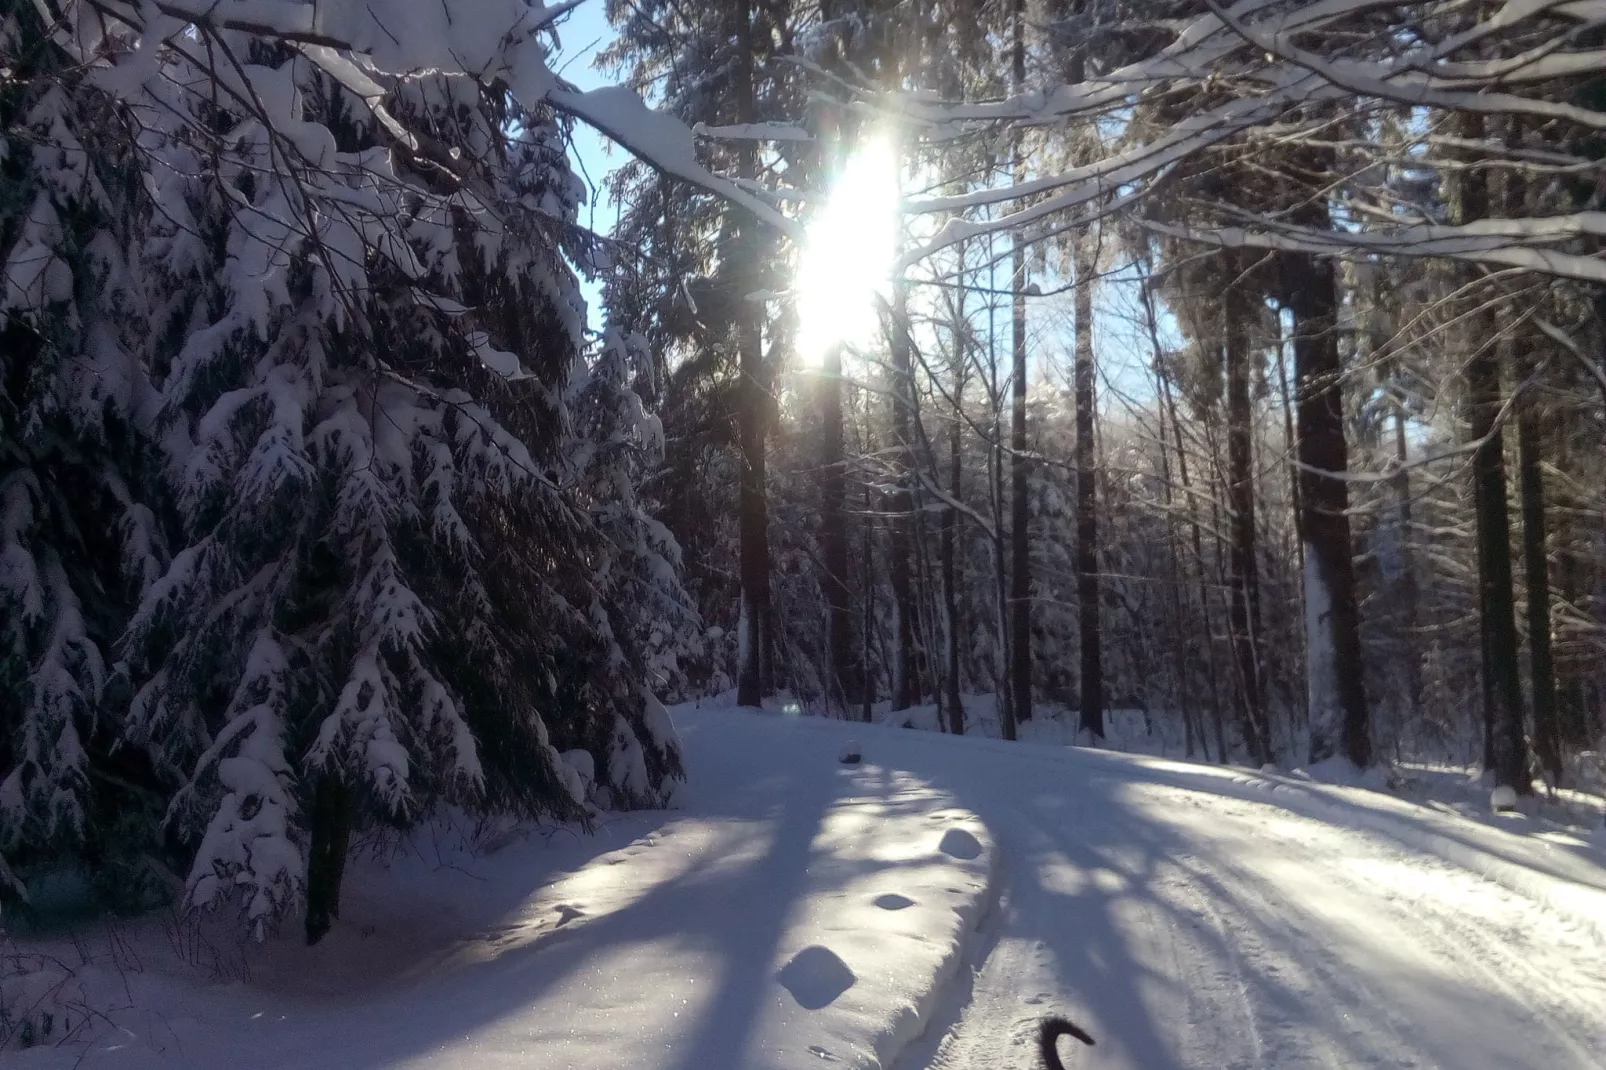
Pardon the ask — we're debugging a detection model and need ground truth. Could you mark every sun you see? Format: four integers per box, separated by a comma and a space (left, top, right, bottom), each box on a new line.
795, 137, 900, 364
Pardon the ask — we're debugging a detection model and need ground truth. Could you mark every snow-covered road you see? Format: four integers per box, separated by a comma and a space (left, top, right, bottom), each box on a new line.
9, 703, 1605, 1070
899, 769, 1606, 1070
700, 710, 1606, 1070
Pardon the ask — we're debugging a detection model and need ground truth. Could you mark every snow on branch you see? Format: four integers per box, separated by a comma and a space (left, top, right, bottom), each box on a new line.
51, 0, 798, 240
1142, 216, 1606, 285
550, 88, 800, 237
878, 0, 1606, 275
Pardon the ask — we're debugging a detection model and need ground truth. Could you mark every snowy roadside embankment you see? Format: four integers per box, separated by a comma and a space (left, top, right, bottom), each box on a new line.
855, 690, 1606, 947
1117, 756, 1606, 946
4, 701, 994, 1069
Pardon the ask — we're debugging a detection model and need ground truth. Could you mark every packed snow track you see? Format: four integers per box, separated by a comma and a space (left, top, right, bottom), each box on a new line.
9, 705, 1604, 1070
718, 711, 1606, 1070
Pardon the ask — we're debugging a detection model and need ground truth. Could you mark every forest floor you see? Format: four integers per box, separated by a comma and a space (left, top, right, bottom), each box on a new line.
5, 699, 1606, 1068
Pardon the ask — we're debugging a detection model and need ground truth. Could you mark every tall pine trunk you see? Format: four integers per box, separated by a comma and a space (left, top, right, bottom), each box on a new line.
1504, 161, 1563, 783
733, 0, 771, 707
1224, 283, 1273, 765
813, 23, 857, 715
1074, 226, 1103, 740
1454, 112, 1532, 794
1395, 408, 1422, 706
822, 341, 858, 712
988, 278, 1017, 741
1008, 0, 1033, 727
890, 280, 919, 711
1517, 348, 1562, 780
942, 294, 968, 735
303, 773, 351, 945
1284, 248, 1371, 768
1468, 341, 1530, 792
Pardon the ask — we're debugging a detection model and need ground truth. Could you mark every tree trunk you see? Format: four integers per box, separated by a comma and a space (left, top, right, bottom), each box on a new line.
1145, 281, 1199, 758
303, 772, 351, 946
1284, 250, 1371, 769
1453, 113, 1532, 794
862, 471, 876, 722
1468, 342, 1531, 792
822, 341, 859, 713
943, 349, 967, 736
1155, 336, 1228, 764
1552, 429, 1591, 750
889, 280, 918, 711
1517, 349, 1562, 781
1503, 157, 1563, 783
1393, 407, 1423, 746
733, 0, 771, 708
735, 303, 771, 707
1223, 284, 1273, 766
1008, 0, 1032, 727
1074, 225, 1103, 740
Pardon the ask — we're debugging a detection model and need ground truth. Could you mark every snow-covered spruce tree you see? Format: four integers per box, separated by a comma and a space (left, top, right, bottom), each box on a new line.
571, 325, 705, 738
5, 11, 685, 937
0, 0, 175, 910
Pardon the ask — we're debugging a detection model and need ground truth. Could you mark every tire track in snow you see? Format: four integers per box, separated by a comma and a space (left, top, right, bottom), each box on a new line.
1231, 817, 1606, 1070
902, 804, 1271, 1070
895, 763, 1606, 1070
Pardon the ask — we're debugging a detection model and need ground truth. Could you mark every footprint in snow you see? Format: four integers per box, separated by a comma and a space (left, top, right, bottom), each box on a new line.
873, 893, 915, 910
553, 903, 584, 928
778, 945, 856, 1010
938, 827, 983, 860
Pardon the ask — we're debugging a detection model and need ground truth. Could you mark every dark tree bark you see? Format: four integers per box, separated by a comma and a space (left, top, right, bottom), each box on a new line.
1008, 0, 1033, 727
1452, 112, 1531, 794
822, 341, 859, 713
733, 0, 771, 708
942, 321, 967, 735
1553, 429, 1592, 750
889, 282, 919, 711
1223, 282, 1273, 766
1392, 406, 1423, 736
1516, 347, 1562, 780
303, 773, 351, 945
1074, 227, 1103, 740
1468, 342, 1531, 792
862, 471, 876, 722
1502, 158, 1563, 782
1283, 248, 1371, 769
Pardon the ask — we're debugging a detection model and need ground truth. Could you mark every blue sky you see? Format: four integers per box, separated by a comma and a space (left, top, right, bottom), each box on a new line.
552, 1, 625, 328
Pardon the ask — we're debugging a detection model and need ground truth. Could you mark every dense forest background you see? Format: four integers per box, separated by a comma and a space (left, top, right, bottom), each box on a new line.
602, 0, 1606, 790
3, 0, 1603, 937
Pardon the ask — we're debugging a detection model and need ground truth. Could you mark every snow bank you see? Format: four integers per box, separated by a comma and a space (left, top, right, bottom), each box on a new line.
1147, 759, 1606, 947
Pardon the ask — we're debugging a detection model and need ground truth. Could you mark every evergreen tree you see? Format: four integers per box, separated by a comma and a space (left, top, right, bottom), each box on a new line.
2, 5, 685, 935
1, 0, 171, 908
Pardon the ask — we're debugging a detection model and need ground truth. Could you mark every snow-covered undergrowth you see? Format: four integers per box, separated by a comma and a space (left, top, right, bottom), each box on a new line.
2, 703, 994, 1068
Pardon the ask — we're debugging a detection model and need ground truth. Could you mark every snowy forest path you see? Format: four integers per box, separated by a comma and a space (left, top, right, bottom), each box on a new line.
871, 729, 1606, 1070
